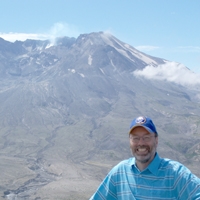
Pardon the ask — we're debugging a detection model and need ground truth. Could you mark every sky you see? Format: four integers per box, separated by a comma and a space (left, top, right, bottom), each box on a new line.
0, 0, 200, 75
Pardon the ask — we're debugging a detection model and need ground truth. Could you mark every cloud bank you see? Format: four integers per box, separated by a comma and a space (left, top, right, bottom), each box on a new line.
133, 62, 200, 86
0, 33, 48, 42
0, 22, 80, 43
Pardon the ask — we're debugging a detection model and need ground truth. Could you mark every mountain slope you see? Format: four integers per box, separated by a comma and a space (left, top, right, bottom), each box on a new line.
0, 32, 200, 199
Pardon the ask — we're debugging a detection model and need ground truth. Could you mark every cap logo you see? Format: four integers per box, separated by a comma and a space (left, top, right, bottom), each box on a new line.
135, 116, 146, 124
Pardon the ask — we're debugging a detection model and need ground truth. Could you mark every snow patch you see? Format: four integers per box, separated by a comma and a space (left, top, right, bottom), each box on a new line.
46, 43, 53, 49
110, 59, 117, 71
99, 68, 105, 74
88, 55, 92, 65
68, 69, 76, 73
101, 33, 158, 65
79, 73, 85, 78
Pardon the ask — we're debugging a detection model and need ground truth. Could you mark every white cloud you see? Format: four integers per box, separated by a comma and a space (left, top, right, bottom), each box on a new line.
133, 62, 200, 86
135, 45, 160, 51
0, 32, 48, 42
0, 22, 80, 43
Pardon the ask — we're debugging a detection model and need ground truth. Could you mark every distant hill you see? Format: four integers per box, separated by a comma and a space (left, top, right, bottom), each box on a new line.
0, 32, 200, 199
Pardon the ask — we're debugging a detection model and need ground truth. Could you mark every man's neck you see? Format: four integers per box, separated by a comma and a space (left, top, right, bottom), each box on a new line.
135, 153, 156, 171
136, 162, 149, 171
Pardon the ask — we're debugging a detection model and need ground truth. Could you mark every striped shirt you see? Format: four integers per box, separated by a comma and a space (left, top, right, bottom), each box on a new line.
90, 153, 200, 200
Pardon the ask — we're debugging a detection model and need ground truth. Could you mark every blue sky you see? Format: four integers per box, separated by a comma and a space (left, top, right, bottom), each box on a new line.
1, 0, 200, 73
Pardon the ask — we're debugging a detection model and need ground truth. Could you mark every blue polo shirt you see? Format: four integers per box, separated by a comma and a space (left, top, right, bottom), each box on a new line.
90, 153, 200, 199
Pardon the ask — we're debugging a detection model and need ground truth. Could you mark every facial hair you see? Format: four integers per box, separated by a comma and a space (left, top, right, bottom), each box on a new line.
131, 143, 157, 165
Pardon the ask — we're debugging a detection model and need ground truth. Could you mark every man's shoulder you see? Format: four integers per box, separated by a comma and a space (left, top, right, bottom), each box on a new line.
159, 157, 190, 174
118, 157, 135, 166
160, 157, 184, 167
111, 157, 134, 172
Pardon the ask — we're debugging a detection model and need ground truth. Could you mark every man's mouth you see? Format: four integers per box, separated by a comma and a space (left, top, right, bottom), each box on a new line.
137, 147, 149, 154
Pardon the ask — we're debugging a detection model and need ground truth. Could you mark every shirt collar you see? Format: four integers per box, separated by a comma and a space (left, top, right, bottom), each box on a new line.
147, 152, 161, 175
130, 153, 161, 175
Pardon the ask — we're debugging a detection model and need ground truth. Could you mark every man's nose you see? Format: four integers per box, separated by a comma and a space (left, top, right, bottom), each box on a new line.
137, 137, 146, 144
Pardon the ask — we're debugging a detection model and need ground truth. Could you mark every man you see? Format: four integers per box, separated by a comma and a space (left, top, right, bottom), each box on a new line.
89, 116, 200, 199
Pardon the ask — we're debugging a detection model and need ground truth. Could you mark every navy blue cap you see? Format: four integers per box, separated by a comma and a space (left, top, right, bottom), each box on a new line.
129, 116, 158, 135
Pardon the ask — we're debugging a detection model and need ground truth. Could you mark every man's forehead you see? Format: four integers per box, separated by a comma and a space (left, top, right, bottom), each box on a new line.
129, 126, 150, 135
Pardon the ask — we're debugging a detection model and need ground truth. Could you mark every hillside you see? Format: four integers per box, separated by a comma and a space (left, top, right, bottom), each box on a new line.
0, 32, 200, 199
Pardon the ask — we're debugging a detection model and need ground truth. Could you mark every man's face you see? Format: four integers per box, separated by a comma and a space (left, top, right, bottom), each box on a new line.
129, 126, 158, 167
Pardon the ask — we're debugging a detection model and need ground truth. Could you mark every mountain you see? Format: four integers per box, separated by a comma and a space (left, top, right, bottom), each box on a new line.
0, 32, 200, 200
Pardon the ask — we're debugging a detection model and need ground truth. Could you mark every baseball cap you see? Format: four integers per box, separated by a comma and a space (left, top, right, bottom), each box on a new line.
129, 116, 158, 135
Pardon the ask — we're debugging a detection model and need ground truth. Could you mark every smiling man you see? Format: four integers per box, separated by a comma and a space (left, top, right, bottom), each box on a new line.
129, 116, 158, 171
89, 116, 200, 200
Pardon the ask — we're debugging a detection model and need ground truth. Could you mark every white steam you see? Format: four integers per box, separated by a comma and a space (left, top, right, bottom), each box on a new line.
47, 22, 79, 45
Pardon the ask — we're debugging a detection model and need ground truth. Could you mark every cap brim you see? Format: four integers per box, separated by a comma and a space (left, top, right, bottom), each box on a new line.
129, 125, 154, 134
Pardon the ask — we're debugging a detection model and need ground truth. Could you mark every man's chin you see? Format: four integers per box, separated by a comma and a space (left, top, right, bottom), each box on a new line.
136, 156, 150, 163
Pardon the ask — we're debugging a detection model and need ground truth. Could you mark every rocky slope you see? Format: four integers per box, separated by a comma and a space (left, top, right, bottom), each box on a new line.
0, 32, 200, 199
